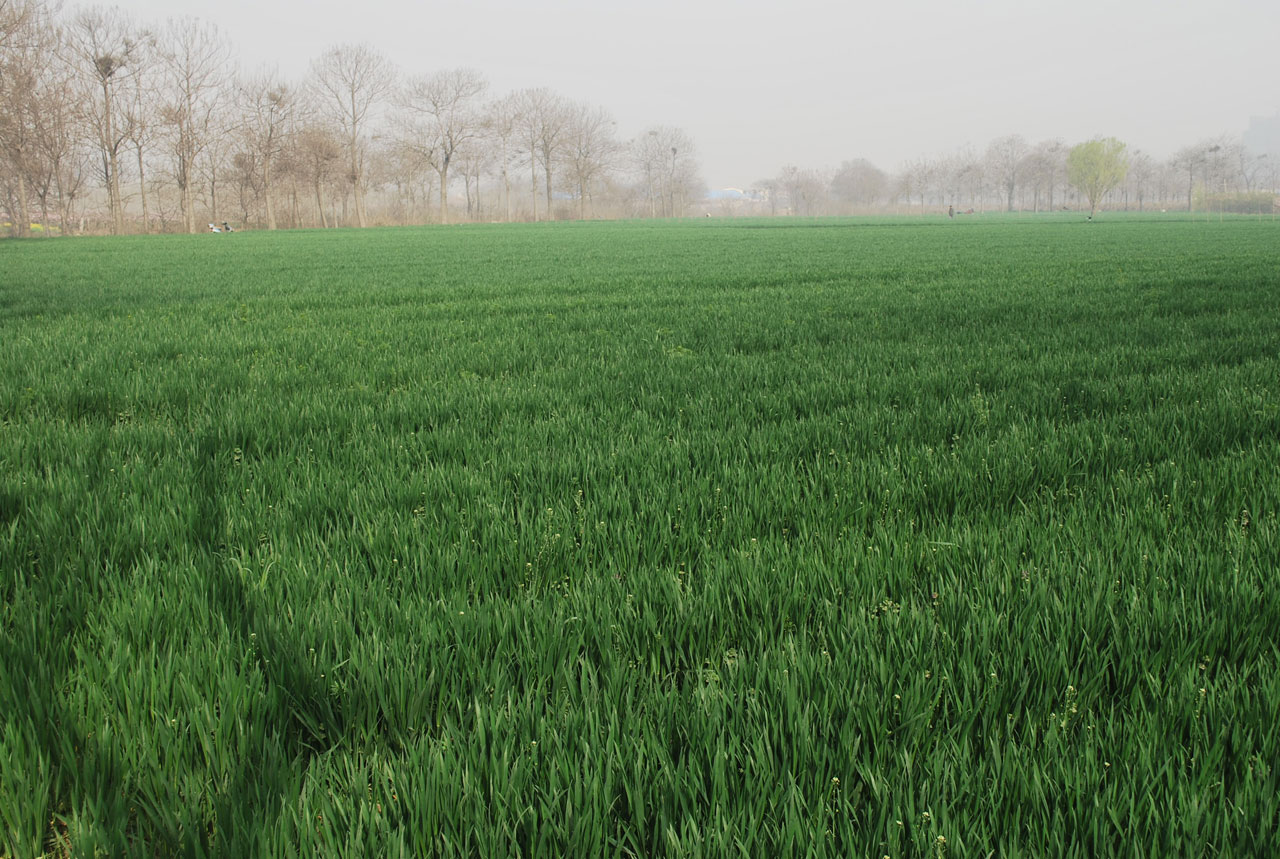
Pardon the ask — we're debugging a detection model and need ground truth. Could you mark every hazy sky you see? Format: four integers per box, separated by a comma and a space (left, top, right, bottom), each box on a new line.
118, 0, 1280, 189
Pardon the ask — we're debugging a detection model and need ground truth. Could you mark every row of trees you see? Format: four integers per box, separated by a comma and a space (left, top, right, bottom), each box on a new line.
756, 134, 1277, 218
0, 0, 706, 236
5, 0, 1275, 235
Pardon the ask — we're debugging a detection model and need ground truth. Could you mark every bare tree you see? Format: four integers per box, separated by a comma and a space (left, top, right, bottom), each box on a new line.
200, 99, 239, 226
309, 44, 393, 228
513, 87, 570, 220
68, 6, 144, 234
934, 153, 967, 209
1259, 155, 1279, 196
830, 159, 887, 210
985, 133, 1029, 212
1170, 140, 1217, 212
377, 137, 436, 224
483, 93, 521, 222
0, 0, 38, 48
155, 17, 231, 233
33, 53, 90, 234
751, 177, 781, 217
663, 128, 701, 217
228, 146, 261, 224
397, 67, 486, 224
296, 125, 343, 228
116, 33, 159, 231
560, 101, 620, 220
1238, 146, 1269, 194
1024, 139, 1067, 211
1151, 158, 1179, 209
1017, 149, 1047, 212
0, 0, 55, 235
239, 71, 297, 229
1199, 139, 1236, 214
633, 129, 666, 217
774, 164, 829, 216
457, 145, 490, 221
947, 148, 985, 211
897, 157, 935, 213
777, 166, 801, 214
1124, 150, 1155, 211
631, 125, 700, 218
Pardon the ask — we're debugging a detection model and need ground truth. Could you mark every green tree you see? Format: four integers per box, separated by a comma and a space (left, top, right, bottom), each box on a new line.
1067, 137, 1129, 217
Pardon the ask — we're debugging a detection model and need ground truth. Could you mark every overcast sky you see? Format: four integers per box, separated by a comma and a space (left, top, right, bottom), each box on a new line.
117, 0, 1280, 189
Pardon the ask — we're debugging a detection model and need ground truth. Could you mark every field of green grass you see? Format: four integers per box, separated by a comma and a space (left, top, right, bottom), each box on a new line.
2, 215, 1279, 857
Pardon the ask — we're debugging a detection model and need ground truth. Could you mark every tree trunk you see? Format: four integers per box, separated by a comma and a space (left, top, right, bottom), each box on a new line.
439, 158, 450, 224
185, 182, 196, 233
101, 79, 124, 235
544, 161, 553, 221
209, 168, 218, 228
502, 164, 511, 222
13, 174, 30, 238
349, 110, 367, 226
179, 151, 197, 234
264, 159, 277, 230
352, 178, 365, 226
58, 176, 74, 236
136, 145, 149, 233
39, 187, 51, 237
530, 157, 538, 221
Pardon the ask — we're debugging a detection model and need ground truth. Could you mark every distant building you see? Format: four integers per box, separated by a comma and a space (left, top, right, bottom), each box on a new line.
1243, 110, 1280, 157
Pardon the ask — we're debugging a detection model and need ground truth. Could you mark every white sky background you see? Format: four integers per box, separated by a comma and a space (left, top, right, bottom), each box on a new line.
117, 0, 1280, 189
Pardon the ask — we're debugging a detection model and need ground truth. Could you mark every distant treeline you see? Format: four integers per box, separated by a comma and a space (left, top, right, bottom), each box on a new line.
753, 135, 1278, 218
3, 0, 1276, 235
0, 0, 704, 236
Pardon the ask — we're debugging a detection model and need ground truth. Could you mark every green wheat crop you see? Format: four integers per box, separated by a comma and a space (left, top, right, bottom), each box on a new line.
2, 215, 1279, 857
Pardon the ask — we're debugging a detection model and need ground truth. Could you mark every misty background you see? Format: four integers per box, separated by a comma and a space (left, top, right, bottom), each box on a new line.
4, 0, 1279, 234
117, 0, 1280, 189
